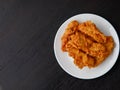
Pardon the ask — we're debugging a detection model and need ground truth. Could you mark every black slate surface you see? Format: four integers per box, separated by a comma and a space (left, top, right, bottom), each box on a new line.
0, 0, 120, 90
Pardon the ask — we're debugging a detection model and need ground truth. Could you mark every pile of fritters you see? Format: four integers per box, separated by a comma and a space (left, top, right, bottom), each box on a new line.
61, 20, 114, 69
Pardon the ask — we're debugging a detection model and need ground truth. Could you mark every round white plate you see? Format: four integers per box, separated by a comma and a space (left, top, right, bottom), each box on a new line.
54, 13, 119, 79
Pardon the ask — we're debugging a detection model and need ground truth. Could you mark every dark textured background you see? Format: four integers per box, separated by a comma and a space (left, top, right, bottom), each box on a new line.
0, 0, 120, 90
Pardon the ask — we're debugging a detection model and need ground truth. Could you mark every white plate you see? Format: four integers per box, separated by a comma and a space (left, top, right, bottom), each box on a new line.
54, 13, 119, 79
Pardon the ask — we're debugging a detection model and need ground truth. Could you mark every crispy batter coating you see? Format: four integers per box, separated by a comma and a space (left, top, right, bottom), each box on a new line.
69, 31, 106, 58
61, 20, 114, 69
66, 43, 95, 68
61, 21, 79, 51
78, 21, 106, 43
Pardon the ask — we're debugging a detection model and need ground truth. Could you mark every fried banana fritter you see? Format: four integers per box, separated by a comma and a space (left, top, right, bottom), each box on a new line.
61, 21, 79, 51
94, 36, 114, 66
61, 20, 114, 69
69, 31, 106, 58
78, 21, 106, 43
66, 43, 95, 68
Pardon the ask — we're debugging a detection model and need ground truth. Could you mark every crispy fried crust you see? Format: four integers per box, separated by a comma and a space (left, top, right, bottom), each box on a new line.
66, 43, 95, 68
61, 21, 79, 51
69, 31, 107, 58
78, 21, 106, 43
61, 20, 114, 69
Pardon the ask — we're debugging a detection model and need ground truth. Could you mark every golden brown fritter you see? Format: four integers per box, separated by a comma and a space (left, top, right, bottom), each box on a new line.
69, 31, 106, 58
66, 42, 95, 68
61, 20, 114, 69
61, 21, 79, 51
78, 21, 106, 43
